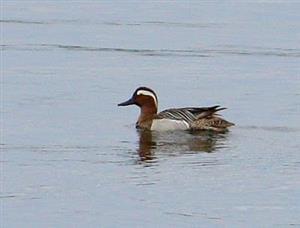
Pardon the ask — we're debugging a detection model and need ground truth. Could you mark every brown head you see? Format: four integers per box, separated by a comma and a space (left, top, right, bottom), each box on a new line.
118, 87, 158, 129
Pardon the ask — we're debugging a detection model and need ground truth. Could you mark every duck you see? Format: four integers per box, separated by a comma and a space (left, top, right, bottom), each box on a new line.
118, 87, 234, 132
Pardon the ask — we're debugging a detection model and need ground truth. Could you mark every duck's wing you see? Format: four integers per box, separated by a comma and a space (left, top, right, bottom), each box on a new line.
156, 108, 197, 124
186, 106, 227, 119
157, 106, 234, 131
157, 106, 227, 123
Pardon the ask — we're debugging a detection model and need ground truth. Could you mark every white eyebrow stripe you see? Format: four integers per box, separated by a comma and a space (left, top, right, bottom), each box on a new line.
137, 90, 157, 107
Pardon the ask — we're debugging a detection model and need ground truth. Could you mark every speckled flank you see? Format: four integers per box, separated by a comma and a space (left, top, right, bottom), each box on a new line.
151, 119, 189, 131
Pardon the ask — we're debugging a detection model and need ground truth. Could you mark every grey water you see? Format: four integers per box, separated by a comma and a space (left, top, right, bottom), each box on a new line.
1, 1, 300, 227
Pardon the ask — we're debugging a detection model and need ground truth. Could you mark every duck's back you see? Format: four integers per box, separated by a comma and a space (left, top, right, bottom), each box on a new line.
151, 106, 233, 132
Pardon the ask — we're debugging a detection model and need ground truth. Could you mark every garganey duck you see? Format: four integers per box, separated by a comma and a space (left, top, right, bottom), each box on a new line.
118, 87, 234, 132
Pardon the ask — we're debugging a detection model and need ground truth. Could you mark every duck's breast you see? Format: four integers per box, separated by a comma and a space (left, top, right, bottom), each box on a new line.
150, 119, 189, 131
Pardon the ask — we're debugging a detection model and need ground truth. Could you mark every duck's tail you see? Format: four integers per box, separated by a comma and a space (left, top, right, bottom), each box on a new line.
191, 106, 234, 132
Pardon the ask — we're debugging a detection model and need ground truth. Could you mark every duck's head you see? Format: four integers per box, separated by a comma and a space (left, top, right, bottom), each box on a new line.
118, 87, 158, 112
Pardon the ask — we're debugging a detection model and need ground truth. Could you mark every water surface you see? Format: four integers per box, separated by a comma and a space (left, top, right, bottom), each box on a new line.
1, 1, 300, 227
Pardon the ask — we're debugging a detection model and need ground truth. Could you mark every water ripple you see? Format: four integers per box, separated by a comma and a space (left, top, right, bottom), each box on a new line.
1, 19, 48, 25
0, 144, 102, 153
1, 19, 220, 28
2, 43, 299, 58
239, 125, 300, 133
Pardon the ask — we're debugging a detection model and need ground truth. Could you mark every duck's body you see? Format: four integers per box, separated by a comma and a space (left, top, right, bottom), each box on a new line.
118, 87, 234, 132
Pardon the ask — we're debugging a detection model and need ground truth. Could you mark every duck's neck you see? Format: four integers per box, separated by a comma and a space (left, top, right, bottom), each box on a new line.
137, 104, 157, 129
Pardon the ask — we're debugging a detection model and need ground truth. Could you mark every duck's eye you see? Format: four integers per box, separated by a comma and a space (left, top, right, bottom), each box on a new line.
136, 90, 157, 106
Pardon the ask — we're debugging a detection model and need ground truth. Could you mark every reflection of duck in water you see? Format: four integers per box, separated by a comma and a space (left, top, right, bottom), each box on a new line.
119, 87, 234, 133
137, 130, 156, 161
137, 129, 227, 161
